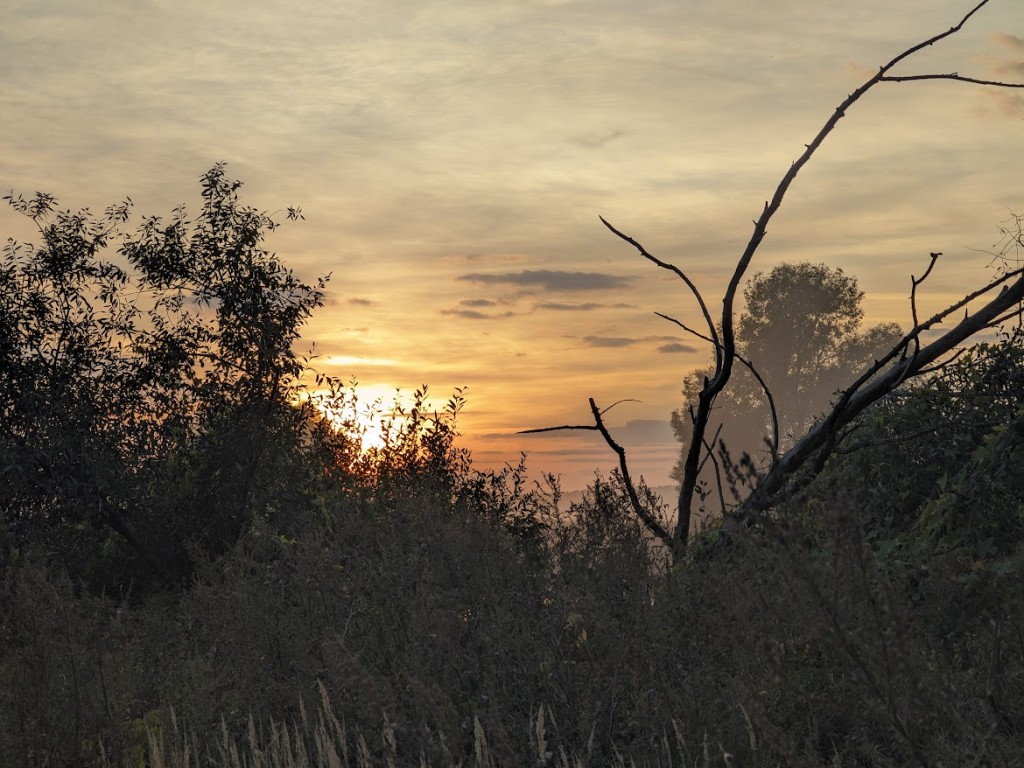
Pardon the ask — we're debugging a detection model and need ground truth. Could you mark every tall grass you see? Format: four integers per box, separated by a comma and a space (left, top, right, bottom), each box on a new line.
134, 682, 743, 768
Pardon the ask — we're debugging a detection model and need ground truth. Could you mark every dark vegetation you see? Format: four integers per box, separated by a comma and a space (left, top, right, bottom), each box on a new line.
2, 167, 1024, 767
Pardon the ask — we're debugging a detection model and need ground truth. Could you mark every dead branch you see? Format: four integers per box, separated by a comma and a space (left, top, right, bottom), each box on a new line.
519, 399, 672, 546
600, 216, 721, 373
879, 74, 1024, 88
526, 0, 1024, 557
908, 252, 941, 358
700, 429, 728, 516
584, 398, 673, 545
735, 269, 1024, 527
656, 310, 780, 460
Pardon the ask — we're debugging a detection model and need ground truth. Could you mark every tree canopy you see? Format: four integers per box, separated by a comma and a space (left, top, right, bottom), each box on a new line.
670, 262, 902, 513
0, 165, 331, 589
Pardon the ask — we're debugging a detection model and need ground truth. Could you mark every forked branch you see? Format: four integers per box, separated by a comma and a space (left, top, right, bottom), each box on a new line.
735, 264, 1024, 527
528, 0, 1024, 557
520, 399, 673, 545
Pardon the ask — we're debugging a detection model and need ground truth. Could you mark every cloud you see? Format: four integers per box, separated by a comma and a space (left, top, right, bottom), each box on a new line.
441, 308, 518, 320
581, 336, 637, 348
614, 419, 676, 445
534, 301, 636, 311
983, 33, 1024, 88
459, 298, 500, 307
457, 270, 633, 291
657, 342, 696, 353
980, 89, 1024, 119
581, 335, 692, 349
537, 301, 603, 311
321, 355, 397, 367
348, 297, 374, 306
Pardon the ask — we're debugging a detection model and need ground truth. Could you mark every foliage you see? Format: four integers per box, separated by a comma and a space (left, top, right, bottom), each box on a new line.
671, 262, 902, 510
813, 324, 1024, 560
1, 165, 332, 589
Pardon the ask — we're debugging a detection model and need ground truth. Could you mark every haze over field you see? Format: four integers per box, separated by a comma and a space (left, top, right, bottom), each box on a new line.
3, 0, 1022, 488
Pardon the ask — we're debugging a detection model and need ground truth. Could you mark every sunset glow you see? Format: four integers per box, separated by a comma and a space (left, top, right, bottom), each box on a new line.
310, 383, 410, 454
3, 0, 1022, 489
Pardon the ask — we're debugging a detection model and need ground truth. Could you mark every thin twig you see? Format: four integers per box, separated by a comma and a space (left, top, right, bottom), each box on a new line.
586, 398, 674, 547
909, 252, 941, 358
600, 216, 721, 371
700, 431, 728, 516
879, 74, 1024, 88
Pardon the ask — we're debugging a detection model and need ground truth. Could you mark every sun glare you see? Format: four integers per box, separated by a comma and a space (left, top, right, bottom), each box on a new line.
312, 383, 408, 453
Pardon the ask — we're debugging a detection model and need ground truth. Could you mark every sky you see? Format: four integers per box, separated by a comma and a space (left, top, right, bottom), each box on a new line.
2, 0, 1023, 490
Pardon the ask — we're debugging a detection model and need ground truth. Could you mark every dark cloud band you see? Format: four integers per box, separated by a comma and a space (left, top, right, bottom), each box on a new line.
457, 269, 632, 291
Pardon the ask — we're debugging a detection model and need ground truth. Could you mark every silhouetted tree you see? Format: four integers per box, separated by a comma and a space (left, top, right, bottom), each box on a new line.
0, 164, 327, 589
670, 263, 902, 512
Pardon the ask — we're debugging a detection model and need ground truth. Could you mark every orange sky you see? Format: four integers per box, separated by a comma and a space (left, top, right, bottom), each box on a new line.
2, 0, 1023, 489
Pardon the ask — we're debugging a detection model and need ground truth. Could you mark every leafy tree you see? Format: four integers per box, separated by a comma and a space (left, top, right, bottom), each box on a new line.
0, 164, 328, 590
670, 263, 902, 512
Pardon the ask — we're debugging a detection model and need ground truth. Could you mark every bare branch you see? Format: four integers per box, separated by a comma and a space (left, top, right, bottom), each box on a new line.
655, 311, 712, 347
518, 400, 673, 548
516, 397, 642, 432
527, 0, 1024, 554
600, 215, 721, 371
909, 252, 941, 358
735, 270, 1024, 526
700, 430, 728, 517
837, 266, 1024, 410
696, 422, 723, 477
879, 74, 1024, 88
915, 345, 970, 376
896, 250, 943, 389
678, 0, 1016, 544
659, 310, 780, 461
586, 398, 674, 547
600, 398, 641, 415
518, 423, 598, 435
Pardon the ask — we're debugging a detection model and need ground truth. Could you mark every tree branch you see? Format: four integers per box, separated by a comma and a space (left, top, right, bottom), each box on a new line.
600, 216, 721, 373
586, 398, 673, 547
735, 269, 1024, 527
700, 429, 728, 517
519, 400, 673, 547
525, 0, 1024, 555
879, 74, 1024, 88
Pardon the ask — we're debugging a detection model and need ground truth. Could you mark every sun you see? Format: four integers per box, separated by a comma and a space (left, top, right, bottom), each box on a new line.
311, 383, 405, 453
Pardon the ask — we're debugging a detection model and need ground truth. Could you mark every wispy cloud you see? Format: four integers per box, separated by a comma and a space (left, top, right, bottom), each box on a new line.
991, 32, 1024, 54
657, 342, 697, 353
581, 336, 637, 348
581, 335, 692, 350
534, 301, 636, 311
981, 33, 1024, 104
457, 270, 633, 291
569, 129, 628, 149
459, 298, 501, 307
441, 308, 518, 320
321, 355, 398, 367
349, 297, 375, 306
